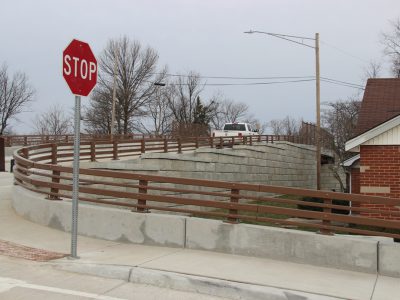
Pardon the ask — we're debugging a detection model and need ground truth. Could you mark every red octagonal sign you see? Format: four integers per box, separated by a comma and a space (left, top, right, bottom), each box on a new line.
63, 39, 97, 96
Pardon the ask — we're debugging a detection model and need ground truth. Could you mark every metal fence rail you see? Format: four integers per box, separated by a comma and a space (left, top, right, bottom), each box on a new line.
2, 133, 321, 147
12, 137, 400, 240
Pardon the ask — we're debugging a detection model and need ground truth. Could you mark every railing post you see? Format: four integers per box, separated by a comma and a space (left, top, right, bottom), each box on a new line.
48, 143, 61, 200
113, 140, 119, 160
163, 137, 168, 153
249, 136, 253, 146
258, 135, 261, 143
195, 137, 199, 149
227, 188, 240, 223
209, 136, 214, 148
90, 141, 96, 162
0, 137, 5, 172
320, 198, 333, 235
141, 139, 145, 154
231, 137, 234, 147
137, 179, 148, 213
219, 137, 223, 149
65, 135, 68, 142
23, 136, 28, 146
177, 137, 182, 153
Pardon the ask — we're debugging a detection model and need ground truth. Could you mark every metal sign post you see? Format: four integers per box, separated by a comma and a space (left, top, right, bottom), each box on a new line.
62, 39, 97, 258
71, 95, 81, 258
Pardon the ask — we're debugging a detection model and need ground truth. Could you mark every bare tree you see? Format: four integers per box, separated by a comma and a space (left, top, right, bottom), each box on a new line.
211, 98, 249, 129
267, 116, 301, 135
33, 105, 72, 135
166, 71, 203, 124
362, 59, 382, 83
0, 64, 35, 134
381, 18, 400, 78
84, 37, 166, 134
135, 86, 173, 136
322, 97, 361, 190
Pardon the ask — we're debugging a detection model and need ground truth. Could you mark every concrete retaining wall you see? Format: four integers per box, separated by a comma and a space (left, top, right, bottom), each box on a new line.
81, 142, 344, 191
13, 186, 186, 248
185, 217, 378, 274
12, 185, 396, 276
378, 242, 400, 277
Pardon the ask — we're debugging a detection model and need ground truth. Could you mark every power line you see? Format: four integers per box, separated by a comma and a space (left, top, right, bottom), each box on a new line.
196, 79, 316, 86
152, 72, 315, 80
152, 72, 364, 89
321, 78, 365, 90
320, 40, 370, 64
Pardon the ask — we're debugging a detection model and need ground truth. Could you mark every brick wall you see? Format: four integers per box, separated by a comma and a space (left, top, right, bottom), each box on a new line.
351, 168, 360, 194
359, 145, 400, 220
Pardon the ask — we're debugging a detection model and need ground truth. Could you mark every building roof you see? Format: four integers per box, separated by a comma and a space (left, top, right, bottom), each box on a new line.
355, 78, 400, 136
345, 115, 400, 152
342, 154, 360, 167
345, 78, 400, 153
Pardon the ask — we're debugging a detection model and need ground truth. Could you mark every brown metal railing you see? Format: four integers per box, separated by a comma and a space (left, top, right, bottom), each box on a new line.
12, 137, 400, 239
2, 133, 323, 147
1, 133, 153, 147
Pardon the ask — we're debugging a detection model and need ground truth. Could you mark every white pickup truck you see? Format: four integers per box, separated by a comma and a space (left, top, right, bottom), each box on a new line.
212, 122, 259, 137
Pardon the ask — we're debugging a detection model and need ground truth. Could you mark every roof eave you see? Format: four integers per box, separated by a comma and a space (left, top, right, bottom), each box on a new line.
345, 115, 400, 152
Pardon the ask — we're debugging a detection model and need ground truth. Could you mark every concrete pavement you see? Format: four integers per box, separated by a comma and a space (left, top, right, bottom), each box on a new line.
1, 171, 400, 299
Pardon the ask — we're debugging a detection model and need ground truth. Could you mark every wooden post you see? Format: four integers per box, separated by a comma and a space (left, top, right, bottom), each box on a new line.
258, 135, 261, 143
320, 198, 332, 235
227, 188, 240, 223
163, 137, 168, 152
177, 137, 182, 154
23, 136, 28, 146
0, 138, 5, 172
209, 136, 214, 148
219, 137, 223, 148
140, 139, 145, 154
113, 140, 119, 160
195, 137, 199, 149
249, 136, 253, 146
90, 141, 96, 162
137, 179, 148, 213
49, 144, 61, 200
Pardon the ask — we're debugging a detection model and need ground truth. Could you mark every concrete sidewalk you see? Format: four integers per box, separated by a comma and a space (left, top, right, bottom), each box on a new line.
1, 172, 399, 300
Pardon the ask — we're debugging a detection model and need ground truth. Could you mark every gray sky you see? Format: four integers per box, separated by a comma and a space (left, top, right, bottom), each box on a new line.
1, 0, 399, 133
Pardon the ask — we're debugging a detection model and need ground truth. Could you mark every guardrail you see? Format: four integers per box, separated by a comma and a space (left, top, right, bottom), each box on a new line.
1, 133, 151, 147
2, 133, 320, 147
12, 136, 400, 240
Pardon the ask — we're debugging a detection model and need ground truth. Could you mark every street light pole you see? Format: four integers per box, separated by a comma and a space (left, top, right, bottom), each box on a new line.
315, 33, 321, 190
245, 30, 321, 190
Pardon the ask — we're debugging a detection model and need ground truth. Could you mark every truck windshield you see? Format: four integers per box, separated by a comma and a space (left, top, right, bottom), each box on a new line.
223, 124, 246, 131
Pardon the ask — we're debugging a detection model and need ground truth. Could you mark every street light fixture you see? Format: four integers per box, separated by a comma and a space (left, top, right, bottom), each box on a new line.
244, 30, 321, 190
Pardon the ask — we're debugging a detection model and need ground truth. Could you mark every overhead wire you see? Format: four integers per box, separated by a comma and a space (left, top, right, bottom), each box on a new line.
151, 72, 364, 89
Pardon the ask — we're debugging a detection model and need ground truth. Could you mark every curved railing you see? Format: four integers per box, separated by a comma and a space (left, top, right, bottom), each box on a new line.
12, 135, 400, 240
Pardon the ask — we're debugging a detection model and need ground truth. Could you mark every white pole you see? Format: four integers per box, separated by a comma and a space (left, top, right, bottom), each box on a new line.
71, 95, 81, 258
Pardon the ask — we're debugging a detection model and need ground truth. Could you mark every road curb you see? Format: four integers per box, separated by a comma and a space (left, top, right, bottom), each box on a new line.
52, 262, 341, 300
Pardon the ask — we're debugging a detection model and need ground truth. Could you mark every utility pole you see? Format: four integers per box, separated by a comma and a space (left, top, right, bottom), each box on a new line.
315, 33, 321, 190
244, 30, 322, 189
110, 43, 118, 139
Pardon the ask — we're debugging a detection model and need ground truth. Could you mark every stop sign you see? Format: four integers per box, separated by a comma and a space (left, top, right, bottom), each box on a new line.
63, 39, 97, 96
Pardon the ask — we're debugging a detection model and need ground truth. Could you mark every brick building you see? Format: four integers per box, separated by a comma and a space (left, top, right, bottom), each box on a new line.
345, 78, 400, 219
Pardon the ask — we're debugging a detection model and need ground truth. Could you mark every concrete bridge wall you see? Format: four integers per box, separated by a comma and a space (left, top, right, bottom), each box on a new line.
82, 141, 344, 191
12, 185, 400, 277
